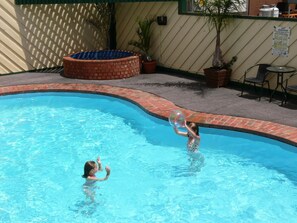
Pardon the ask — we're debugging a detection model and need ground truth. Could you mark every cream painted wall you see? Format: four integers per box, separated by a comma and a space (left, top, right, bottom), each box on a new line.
116, 2, 297, 87
1, 1, 296, 88
0, 0, 104, 74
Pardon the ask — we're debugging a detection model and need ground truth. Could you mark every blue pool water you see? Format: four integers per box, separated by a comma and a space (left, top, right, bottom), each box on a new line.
0, 92, 297, 223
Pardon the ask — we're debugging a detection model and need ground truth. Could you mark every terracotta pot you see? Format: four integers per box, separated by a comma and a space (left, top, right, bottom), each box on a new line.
143, 60, 157, 74
204, 68, 232, 88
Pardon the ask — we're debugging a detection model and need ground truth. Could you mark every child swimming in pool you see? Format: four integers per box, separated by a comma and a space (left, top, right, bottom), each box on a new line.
82, 156, 110, 202
82, 156, 111, 182
173, 121, 200, 152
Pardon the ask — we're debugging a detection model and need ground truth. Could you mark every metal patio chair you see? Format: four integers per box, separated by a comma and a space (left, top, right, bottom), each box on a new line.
282, 72, 297, 104
240, 64, 271, 101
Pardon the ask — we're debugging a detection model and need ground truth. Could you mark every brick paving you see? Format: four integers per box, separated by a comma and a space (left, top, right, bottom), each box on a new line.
0, 83, 297, 146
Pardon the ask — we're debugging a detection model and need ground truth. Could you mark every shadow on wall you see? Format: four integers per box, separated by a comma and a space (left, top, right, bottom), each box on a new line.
2, 2, 104, 74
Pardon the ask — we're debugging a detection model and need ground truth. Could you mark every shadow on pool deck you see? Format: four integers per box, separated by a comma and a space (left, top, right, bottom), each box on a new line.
0, 71, 297, 128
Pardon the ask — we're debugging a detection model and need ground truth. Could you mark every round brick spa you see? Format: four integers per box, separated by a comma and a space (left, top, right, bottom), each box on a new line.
63, 50, 140, 80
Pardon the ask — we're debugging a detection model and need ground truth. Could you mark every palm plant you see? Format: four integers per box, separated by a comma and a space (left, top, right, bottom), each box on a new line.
202, 0, 244, 69
129, 17, 155, 61
86, 3, 113, 49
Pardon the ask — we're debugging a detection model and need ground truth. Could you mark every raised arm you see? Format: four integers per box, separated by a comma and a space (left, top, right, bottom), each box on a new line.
88, 166, 111, 182
173, 125, 188, 137
185, 123, 200, 139
97, 156, 103, 171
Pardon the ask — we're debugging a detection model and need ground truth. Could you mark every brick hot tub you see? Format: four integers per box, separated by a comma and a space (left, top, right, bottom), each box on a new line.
63, 50, 140, 80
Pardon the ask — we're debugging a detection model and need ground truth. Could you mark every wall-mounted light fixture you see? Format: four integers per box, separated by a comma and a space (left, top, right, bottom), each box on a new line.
157, 16, 167, 25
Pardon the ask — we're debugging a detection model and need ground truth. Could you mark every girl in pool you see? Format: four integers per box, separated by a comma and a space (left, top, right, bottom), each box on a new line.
174, 121, 200, 152
82, 156, 110, 202
82, 156, 111, 181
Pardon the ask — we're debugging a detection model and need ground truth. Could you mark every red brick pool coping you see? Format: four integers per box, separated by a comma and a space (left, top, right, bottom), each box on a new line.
1, 83, 297, 146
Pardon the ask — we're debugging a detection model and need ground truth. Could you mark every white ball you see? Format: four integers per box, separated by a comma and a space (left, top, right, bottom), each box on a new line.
168, 110, 185, 128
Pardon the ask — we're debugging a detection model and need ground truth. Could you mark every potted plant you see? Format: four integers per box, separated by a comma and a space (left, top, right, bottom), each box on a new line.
129, 17, 157, 74
202, 0, 244, 87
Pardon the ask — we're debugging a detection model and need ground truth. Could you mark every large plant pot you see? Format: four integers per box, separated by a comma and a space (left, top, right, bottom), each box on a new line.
204, 68, 232, 88
143, 60, 157, 74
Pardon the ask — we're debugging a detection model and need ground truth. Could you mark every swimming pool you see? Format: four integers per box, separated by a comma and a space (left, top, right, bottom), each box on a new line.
0, 92, 296, 222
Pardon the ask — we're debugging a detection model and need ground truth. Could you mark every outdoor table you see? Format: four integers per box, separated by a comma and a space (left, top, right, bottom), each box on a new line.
266, 66, 296, 105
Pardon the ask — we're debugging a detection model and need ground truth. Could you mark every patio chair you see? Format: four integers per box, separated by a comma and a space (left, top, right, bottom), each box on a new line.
240, 64, 271, 101
282, 72, 297, 104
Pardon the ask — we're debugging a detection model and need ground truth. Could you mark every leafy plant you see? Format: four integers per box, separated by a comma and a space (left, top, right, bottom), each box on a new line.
86, 3, 112, 49
222, 55, 237, 69
201, 0, 244, 69
128, 17, 156, 61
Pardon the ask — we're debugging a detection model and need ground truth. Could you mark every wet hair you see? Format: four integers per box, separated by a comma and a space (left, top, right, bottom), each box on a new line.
82, 161, 96, 178
188, 122, 199, 136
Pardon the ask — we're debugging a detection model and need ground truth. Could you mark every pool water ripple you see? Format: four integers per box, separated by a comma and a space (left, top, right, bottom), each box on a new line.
0, 92, 297, 223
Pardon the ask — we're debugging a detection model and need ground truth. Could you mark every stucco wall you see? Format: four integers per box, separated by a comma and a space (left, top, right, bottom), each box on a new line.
0, 0, 103, 74
116, 2, 297, 86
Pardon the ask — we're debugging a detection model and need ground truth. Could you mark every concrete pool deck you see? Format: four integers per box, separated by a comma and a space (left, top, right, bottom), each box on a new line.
0, 71, 297, 146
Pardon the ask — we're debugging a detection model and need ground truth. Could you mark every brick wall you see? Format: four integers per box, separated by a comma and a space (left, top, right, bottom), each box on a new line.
63, 54, 140, 80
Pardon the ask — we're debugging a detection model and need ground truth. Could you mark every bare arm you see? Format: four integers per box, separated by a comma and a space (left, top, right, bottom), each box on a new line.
88, 166, 111, 181
173, 125, 188, 137
185, 124, 200, 140
97, 156, 103, 171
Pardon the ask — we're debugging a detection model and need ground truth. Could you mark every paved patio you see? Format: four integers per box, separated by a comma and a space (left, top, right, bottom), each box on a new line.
0, 71, 297, 145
